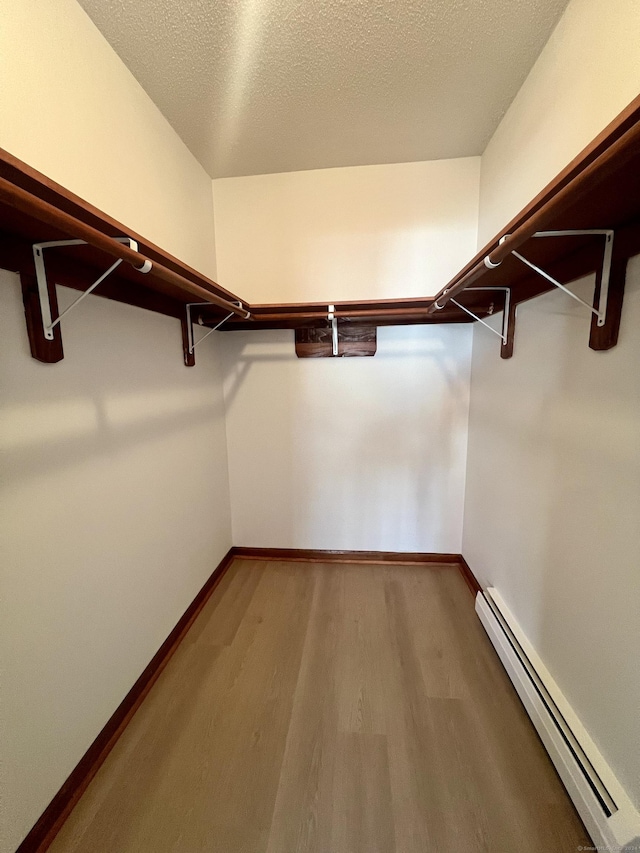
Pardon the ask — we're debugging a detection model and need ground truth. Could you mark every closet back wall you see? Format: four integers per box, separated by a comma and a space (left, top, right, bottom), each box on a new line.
214, 160, 479, 552
213, 158, 479, 303
0, 3, 230, 851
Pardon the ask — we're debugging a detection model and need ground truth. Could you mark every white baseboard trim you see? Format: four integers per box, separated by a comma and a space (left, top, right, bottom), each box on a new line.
476, 587, 640, 852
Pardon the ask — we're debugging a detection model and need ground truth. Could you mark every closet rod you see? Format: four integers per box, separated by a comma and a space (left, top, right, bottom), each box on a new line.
428, 114, 640, 313
241, 305, 458, 322
0, 177, 250, 319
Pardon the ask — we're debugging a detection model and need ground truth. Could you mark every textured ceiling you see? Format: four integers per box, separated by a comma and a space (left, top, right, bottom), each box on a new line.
78, 0, 570, 178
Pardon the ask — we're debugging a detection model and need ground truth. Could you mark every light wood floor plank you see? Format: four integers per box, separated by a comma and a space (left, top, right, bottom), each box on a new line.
48, 559, 591, 853
331, 732, 395, 853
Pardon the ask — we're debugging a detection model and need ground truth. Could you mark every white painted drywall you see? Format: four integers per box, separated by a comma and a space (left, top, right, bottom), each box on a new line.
0, 3, 231, 850
214, 158, 478, 551
221, 325, 472, 552
0, 279, 232, 853
465, 0, 640, 809
464, 272, 640, 808
0, 0, 218, 278
213, 158, 480, 303
478, 0, 640, 247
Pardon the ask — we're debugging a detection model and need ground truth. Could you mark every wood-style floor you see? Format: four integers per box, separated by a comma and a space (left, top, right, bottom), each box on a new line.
49, 560, 590, 852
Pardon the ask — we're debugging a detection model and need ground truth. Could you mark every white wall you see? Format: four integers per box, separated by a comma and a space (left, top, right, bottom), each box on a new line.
0, 0, 218, 278
214, 158, 479, 552
213, 158, 480, 303
464, 273, 640, 806
478, 0, 640, 246
222, 325, 472, 552
0, 279, 232, 853
465, 0, 640, 809
0, 3, 231, 851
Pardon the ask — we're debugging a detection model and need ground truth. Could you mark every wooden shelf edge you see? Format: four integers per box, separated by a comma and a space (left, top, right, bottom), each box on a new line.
0, 146, 248, 309
2, 93, 640, 341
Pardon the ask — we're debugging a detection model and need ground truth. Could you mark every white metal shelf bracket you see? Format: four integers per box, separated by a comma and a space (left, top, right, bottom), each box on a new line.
328, 304, 338, 355
449, 286, 512, 345
496, 229, 614, 328
185, 300, 246, 355
33, 237, 151, 340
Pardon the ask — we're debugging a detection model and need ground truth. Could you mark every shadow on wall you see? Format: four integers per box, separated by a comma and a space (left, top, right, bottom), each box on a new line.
220, 324, 472, 552
219, 332, 299, 544
465, 265, 640, 807
535, 268, 640, 807
295, 327, 469, 551
1, 272, 234, 853
0, 277, 226, 487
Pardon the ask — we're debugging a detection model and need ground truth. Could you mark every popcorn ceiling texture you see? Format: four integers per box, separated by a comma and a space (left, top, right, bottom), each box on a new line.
77, 0, 569, 178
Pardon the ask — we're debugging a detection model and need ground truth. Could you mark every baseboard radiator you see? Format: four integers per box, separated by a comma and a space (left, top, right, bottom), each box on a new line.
476, 587, 640, 852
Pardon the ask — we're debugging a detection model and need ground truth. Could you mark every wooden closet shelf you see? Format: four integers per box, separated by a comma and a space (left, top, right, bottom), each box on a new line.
224, 94, 640, 344
1, 91, 640, 361
0, 151, 244, 319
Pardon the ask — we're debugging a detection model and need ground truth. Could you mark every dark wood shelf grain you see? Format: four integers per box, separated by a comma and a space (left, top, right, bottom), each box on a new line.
2, 93, 640, 341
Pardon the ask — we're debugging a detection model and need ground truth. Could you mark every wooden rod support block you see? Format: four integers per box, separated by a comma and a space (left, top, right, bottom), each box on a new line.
181, 316, 195, 366
295, 325, 377, 358
21, 271, 64, 363
589, 249, 627, 351
500, 297, 517, 359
